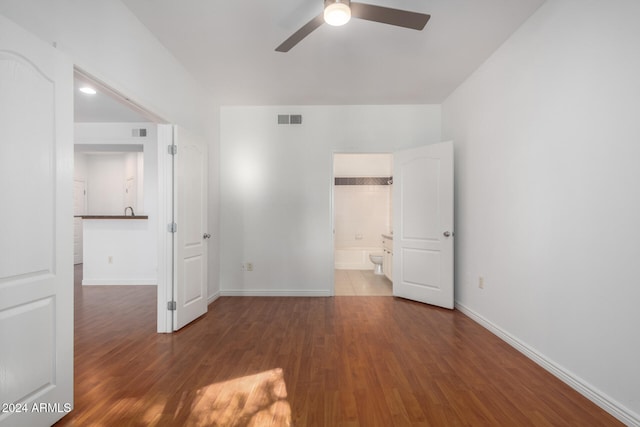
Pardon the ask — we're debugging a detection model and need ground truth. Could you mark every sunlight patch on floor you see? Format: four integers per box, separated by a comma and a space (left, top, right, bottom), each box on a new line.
178, 368, 291, 426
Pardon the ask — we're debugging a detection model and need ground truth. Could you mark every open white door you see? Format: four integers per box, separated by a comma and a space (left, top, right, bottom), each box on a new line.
172, 126, 209, 330
0, 15, 74, 427
393, 141, 454, 309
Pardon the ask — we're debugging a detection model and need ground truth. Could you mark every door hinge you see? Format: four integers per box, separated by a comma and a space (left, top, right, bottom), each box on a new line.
168, 144, 177, 155
167, 301, 177, 311
168, 222, 177, 233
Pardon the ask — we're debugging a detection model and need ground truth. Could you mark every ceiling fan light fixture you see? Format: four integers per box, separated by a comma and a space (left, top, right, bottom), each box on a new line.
275, 0, 430, 52
324, 1, 351, 27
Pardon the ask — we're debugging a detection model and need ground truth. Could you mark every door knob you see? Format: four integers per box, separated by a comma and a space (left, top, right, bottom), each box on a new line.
443, 231, 451, 237
203, 233, 212, 239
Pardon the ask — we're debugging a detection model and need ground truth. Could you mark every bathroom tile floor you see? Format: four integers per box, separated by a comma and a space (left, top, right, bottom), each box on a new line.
334, 269, 392, 296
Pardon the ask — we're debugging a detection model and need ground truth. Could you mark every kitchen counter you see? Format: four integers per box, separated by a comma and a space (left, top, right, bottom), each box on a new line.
75, 215, 148, 220
80, 215, 156, 286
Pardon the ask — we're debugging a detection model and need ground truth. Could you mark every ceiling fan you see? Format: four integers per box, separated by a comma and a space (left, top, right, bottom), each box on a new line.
275, 0, 430, 52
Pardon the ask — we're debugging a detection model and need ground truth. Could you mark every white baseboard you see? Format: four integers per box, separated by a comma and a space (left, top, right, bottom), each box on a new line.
455, 301, 640, 427
82, 279, 157, 286
220, 289, 331, 297
207, 291, 220, 305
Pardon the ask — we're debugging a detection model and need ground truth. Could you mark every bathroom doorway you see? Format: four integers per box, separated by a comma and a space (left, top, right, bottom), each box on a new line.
333, 153, 393, 295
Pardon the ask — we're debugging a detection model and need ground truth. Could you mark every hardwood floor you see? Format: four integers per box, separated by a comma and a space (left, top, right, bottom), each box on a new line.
56, 265, 622, 426
334, 269, 392, 296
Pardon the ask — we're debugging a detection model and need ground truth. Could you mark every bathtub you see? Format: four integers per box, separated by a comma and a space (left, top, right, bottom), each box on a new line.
334, 246, 383, 270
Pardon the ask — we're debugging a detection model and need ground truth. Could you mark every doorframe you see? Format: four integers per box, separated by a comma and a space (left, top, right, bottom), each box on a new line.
73, 67, 174, 333
330, 150, 394, 296
73, 179, 87, 265
157, 124, 174, 332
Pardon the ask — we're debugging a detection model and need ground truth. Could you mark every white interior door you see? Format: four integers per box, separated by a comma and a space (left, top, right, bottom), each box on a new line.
124, 177, 136, 211
73, 180, 86, 264
173, 126, 209, 330
393, 141, 454, 309
0, 15, 74, 426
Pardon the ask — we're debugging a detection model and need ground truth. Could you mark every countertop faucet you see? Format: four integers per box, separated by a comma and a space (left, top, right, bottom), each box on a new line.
124, 206, 135, 216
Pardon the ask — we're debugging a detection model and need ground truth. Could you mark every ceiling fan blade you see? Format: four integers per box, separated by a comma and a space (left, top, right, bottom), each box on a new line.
276, 13, 325, 52
350, 2, 430, 30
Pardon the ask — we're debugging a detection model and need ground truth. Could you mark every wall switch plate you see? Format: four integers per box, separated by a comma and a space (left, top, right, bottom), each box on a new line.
479, 276, 485, 289
108, 256, 113, 264
246, 263, 254, 272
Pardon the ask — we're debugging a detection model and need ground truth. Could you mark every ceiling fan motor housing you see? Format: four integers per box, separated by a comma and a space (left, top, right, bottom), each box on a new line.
325, 0, 351, 7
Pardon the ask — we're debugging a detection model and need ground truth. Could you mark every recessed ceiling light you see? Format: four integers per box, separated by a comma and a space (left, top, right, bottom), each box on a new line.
79, 86, 97, 95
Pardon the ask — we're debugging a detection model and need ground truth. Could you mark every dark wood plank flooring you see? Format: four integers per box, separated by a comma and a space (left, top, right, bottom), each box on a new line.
56, 265, 622, 426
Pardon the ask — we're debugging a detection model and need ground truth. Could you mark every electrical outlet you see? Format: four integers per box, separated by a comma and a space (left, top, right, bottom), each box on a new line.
246, 262, 254, 272
108, 256, 113, 264
479, 276, 485, 289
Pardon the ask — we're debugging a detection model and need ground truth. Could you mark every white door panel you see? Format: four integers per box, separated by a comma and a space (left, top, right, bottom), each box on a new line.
183, 256, 204, 304
402, 248, 440, 287
173, 126, 208, 330
402, 158, 441, 240
393, 142, 454, 309
0, 14, 73, 426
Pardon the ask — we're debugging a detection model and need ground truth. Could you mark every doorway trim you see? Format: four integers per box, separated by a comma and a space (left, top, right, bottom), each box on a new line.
331, 150, 394, 296
73, 67, 174, 332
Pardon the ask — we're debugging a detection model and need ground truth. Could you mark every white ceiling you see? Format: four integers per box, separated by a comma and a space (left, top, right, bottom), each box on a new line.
74, 77, 150, 122
120, 0, 546, 106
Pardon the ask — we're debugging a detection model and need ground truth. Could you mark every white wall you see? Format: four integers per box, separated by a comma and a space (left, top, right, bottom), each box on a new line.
442, 0, 640, 423
334, 153, 392, 250
334, 184, 391, 250
76, 151, 142, 215
334, 153, 393, 177
85, 153, 128, 215
74, 152, 88, 182
75, 123, 158, 286
0, 0, 205, 133
0, 1, 220, 298
75, 122, 157, 213
82, 219, 157, 285
220, 105, 440, 295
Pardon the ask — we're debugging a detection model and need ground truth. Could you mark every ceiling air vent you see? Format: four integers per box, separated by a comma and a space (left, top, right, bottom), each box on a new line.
277, 114, 303, 125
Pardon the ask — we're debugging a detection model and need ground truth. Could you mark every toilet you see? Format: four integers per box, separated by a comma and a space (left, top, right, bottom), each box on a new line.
369, 253, 384, 275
